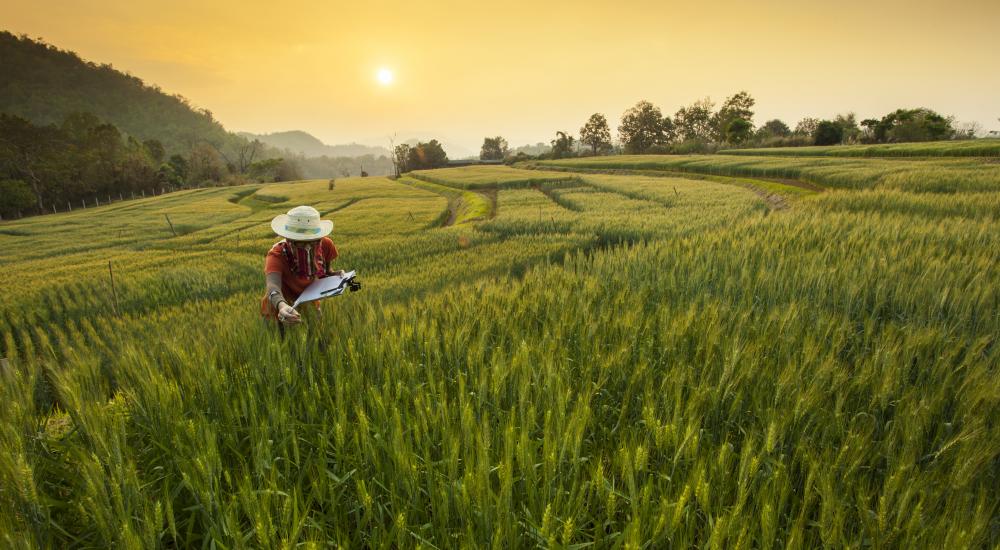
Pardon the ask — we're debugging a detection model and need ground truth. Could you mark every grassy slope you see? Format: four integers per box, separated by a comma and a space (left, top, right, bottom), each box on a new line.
409, 164, 579, 189
533, 154, 1000, 193
720, 138, 1000, 158
400, 177, 493, 225
0, 165, 997, 548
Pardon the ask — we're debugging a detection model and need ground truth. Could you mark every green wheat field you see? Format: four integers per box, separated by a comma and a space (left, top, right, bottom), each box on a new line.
1, 145, 998, 548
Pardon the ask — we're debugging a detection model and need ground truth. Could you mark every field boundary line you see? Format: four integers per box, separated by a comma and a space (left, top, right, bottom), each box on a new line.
396, 177, 492, 227
518, 163, 818, 208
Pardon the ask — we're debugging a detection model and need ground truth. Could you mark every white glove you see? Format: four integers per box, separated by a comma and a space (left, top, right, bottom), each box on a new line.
277, 303, 301, 325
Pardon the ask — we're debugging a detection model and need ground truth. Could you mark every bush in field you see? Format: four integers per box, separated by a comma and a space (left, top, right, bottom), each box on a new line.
756, 134, 814, 148
670, 138, 717, 154
813, 120, 844, 146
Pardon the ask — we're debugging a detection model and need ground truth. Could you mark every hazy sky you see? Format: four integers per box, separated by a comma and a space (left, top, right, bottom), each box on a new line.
5, 0, 999, 152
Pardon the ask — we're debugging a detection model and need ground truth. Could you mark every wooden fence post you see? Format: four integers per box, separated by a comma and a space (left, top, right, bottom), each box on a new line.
165, 214, 177, 236
108, 261, 121, 317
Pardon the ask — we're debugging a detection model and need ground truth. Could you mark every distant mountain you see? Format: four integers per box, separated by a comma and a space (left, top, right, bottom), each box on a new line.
0, 31, 245, 156
240, 130, 390, 158
512, 142, 552, 156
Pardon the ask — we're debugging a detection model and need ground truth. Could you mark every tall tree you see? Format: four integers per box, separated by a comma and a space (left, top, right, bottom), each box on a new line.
143, 139, 166, 164
235, 139, 263, 174
580, 113, 612, 155
813, 120, 844, 145
711, 91, 755, 142
187, 143, 227, 185
550, 131, 576, 159
794, 117, 820, 136
0, 114, 67, 210
673, 98, 715, 141
480, 136, 509, 161
759, 119, 791, 137
393, 143, 411, 175
619, 101, 670, 154
0, 179, 36, 218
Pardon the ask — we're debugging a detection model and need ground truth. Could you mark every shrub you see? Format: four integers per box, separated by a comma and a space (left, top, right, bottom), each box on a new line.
813, 121, 844, 146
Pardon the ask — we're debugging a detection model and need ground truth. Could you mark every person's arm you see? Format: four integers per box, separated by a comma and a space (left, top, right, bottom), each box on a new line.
266, 272, 301, 324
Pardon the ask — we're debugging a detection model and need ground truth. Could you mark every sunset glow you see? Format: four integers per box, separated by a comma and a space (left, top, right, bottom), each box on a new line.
376, 67, 393, 86
4, 0, 998, 149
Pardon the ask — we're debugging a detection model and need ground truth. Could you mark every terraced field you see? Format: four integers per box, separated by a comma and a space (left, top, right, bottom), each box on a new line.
720, 138, 1000, 158
1, 153, 997, 548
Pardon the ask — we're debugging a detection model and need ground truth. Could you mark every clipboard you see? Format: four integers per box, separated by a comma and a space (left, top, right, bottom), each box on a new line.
292, 270, 357, 308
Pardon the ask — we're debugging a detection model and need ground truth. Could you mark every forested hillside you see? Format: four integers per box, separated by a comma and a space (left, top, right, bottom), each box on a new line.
0, 31, 244, 156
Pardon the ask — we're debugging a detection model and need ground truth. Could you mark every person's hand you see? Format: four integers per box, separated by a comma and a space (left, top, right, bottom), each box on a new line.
277, 303, 301, 325
330, 270, 345, 277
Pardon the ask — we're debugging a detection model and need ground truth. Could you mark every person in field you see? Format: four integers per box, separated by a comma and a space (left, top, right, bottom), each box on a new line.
261, 205, 343, 325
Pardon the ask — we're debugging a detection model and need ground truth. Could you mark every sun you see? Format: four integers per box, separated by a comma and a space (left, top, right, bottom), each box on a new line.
376, 67, 394, 86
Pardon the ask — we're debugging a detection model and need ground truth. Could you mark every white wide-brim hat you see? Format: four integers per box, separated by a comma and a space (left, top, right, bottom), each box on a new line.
271, 205, 333, 240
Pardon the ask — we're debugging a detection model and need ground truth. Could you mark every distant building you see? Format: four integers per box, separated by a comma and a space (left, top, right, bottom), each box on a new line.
987, 130, 1000, 138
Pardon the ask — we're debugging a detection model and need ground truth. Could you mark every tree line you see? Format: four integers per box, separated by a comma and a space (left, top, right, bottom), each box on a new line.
0, 112, 300, 219
478, 92, 982, 161
391, 140, 450, 175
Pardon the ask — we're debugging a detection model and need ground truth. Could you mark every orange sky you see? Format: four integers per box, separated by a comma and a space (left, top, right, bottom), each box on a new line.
4, 0, 999, 152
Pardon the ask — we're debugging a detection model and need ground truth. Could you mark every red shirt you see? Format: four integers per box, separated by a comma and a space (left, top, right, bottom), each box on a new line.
260, 237, 338, 318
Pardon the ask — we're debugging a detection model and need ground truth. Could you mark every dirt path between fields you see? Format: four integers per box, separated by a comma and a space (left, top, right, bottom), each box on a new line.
476, 189, 498, 219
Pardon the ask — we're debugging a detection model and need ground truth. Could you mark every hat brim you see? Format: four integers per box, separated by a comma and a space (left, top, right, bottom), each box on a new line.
271, 215, 333, 240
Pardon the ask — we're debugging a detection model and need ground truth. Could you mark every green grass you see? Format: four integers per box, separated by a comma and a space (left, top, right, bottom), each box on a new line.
532, 154, 1000, 193
401, 177, 494, 225
0, 164, 997, 548
408, 164, 579, 189
721, 138, 1000, 158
